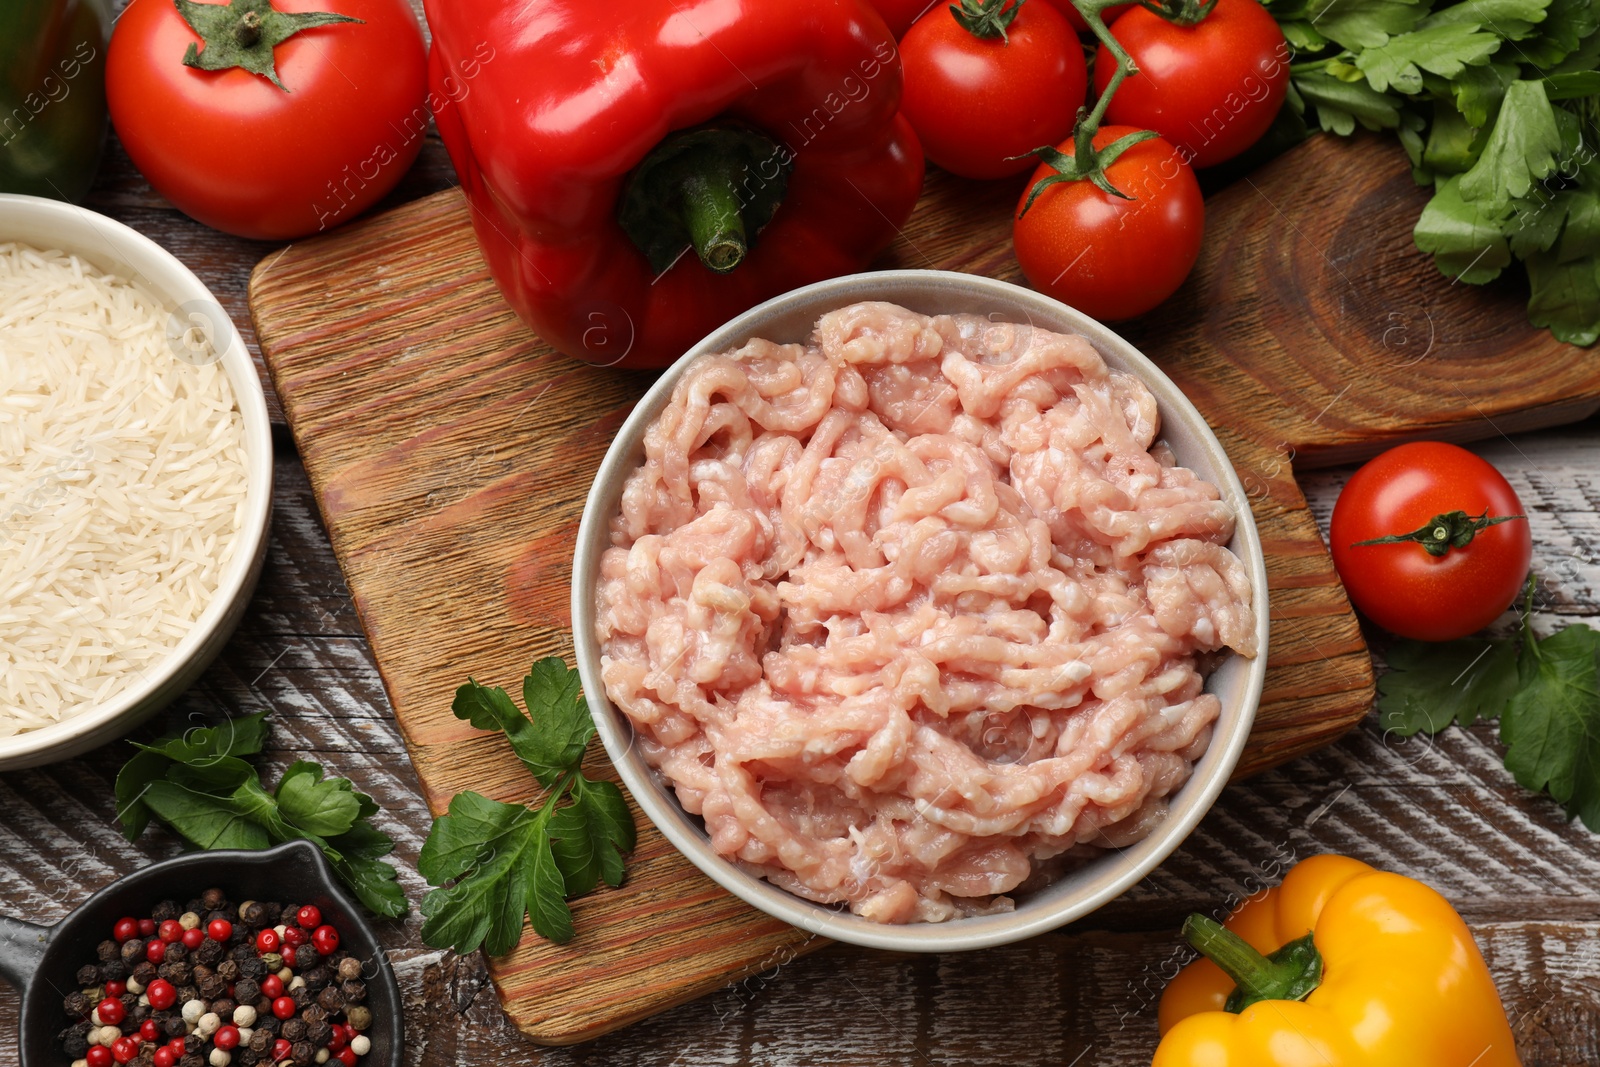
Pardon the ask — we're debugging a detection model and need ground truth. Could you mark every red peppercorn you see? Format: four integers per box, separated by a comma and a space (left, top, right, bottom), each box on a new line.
104, 980, 127, 998
181, 927, 204, 950
336, 1047, 357, 1067
281, 925, 307, 950
295, 905, 321, 929
112, 917, 139, 942
97, 996, 126, 1025
207, 918, 233, 942
272, 1039, 292, 1062
260, 974, 284, 999
157, 919, 183, 943
145, 978, 177, 1011
255, 928, 281, 954
311, 925, 339, 955
145, 939, 166, 964
137, 918, 156, 937
87, 1045, 113, 1067
327, 1029, 346, 1052
111, 1037, 138, 1064
140, 1019, 160, 1042
272, 996, 296, 1020
214, 1025, 241, 1050
152, 1049, 175, 1067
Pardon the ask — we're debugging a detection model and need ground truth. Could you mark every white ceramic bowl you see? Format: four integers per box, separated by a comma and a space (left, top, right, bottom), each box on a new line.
572, 271, 1269, 951
0, 193, 274, 770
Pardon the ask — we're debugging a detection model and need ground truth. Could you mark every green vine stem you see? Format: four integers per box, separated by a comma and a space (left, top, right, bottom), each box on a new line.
1069, 0, 1141, 168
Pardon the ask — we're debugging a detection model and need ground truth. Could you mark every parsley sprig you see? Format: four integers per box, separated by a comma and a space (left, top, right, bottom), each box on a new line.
1263, 0, 1600, 345
115, 713, 407, 918
418, 658, 635, 953
1379, 579, 1600, 829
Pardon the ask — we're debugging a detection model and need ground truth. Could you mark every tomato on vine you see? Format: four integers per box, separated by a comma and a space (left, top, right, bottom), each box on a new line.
1012, 125, 1203, 320
1040, 0, 1131, 33
866, 0, 937, 37
1093, 0, 1289, 169
1330, 442, 1532, 642
900, 0, 1087, 180
108, 0, 429, 240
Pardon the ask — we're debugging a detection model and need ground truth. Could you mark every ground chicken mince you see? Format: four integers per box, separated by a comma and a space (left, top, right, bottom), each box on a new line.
595, 302, 1257, 924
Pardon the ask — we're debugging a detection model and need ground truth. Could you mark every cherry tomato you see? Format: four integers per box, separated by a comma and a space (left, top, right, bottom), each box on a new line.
1012, 125, 1204, 321
107, 0, 428, 239
1040, 0, 1132, 32
1329, 442, 1532, 641
866, 0, 937, 36
900, 0, 1088, 179
1094, 0, 1289, 168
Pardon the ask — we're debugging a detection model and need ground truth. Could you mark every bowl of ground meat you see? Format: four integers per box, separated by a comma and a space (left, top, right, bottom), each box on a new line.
572, 270, 1269, 951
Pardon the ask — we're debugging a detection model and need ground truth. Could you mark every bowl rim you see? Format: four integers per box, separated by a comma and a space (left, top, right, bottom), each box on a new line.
572, 269, 1270, 951
0, 193, 274, 762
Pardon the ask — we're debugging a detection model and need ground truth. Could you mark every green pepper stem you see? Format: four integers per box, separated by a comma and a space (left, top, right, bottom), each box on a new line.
1182, 915, 1324, 1013
679, 168, 748, 274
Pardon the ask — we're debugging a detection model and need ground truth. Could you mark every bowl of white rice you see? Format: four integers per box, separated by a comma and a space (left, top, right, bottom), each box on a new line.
0, 193, 273, 769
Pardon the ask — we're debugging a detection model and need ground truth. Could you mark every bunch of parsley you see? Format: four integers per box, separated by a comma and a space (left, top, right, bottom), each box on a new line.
417, 658, 635, 953
1265, 0, 1600, 344
1379, 582, 1600, 829
117, 713, 407, 918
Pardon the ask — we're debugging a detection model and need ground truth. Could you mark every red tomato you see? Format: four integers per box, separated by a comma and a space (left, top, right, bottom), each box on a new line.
107, 0, 428, 239
1329, 442, 1532, 642
1094, 0, 1289, 169
867, 0, 938, 37
1012, 125, 1203, 321
900, 0, 1088, 180
1040, 0, 1133, 33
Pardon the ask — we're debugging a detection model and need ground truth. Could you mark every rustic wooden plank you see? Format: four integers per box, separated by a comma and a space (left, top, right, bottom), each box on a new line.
246, 123, 1600, 1042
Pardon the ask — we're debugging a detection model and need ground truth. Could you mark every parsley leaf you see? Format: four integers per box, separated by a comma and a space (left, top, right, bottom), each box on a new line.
419, 659, 636, 952
1303, 0, 1428, 49
115, 714, 406, 919
1502, 625, 1600, 830
1378, 637, 1521, 735
1452, 60, 1518, 126
1355, 25, 1503, 94
1457, 79, 1564, 209
1417, 0, 1552, 39
1294, 70, 1404, 133
1414, 175, 1514, 282
1526, 248, 1600, 345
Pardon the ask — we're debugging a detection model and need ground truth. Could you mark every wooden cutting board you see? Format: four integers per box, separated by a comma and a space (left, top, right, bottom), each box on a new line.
248, 131, 1600, 1046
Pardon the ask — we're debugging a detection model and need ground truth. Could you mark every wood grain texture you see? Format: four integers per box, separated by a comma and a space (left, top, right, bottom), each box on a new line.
4, 433, 1600, 1066
243, 130, 1600, 1044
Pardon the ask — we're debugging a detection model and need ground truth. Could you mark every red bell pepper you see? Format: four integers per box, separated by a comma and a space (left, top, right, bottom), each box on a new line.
424, 0, 925, 370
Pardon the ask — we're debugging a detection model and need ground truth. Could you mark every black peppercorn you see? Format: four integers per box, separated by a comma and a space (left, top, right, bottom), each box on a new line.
157, 961, 189, 985
280, 1017, 306, 1043
234, 978, 260, 1005
131, 961, 158, 986
163, 942, 187, 965
131, 1003, 152, 1024
119, 1016, 139, 1035
102, 959, 131, 983
248, 1028, 272, 1053
183, 898, 203, 916
238, 1051, 261, 1067
215, 998, 240, 1020
64, 990, 91, 1017
314, 986, 343, 1013
179, 1054, 204, 1067
162, 1013, 187, 1039
237, 956, 265, 980
300, 968, 327, 993
121, 939, 146, 965
303, 1019, 331, 1046
216, 958, 240, 982
279, 904, 300, 927
230, 943, 255, 964
151, 900, 180, 923
341, 980, 366, 1004
300, 1005, 327, 1025
197, 974, 226, 1000
74, 963, 101, 988
201, 888, 227, 911
239, 902, 268, 928
290, 944, 315, 970
196, 939, 225, 967
97, 939, 120, 964
334, 957, 362, 983
177, 985, 200, 1005
290, 1040, 314, 1066
192, 964, 214, 983
258, 1015, 281, 1036
63, 1029, 91, 1058
289, 986, 311, 1009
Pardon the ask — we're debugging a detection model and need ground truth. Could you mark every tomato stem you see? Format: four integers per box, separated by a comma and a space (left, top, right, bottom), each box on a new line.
1352, 510, 1526, 558
950, 0, 1025, 41
235, 10, 262, 46
1071, 0, 1139, 167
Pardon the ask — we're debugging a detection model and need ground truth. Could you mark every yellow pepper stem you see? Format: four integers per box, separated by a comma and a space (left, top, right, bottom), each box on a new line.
1182, 914, 1324, 1013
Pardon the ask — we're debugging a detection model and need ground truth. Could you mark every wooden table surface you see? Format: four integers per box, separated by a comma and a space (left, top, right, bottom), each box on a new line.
5, 8, 1600, 1061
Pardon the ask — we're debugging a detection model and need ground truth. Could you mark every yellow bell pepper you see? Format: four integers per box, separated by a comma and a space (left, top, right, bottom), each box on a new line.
1154, 854, 1522, 1067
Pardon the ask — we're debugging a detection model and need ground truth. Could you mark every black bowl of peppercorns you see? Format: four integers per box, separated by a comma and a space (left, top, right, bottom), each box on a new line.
0, 840, 400, 1067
